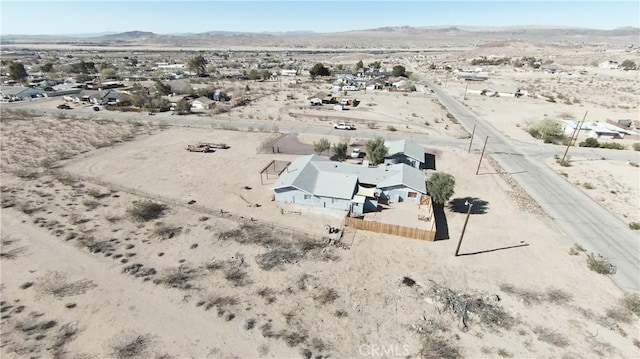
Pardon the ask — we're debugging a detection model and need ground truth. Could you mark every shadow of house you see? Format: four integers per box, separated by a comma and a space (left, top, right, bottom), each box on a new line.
433, 203, 449, 240
448, 197, 489, 214
424, 153, 436, 170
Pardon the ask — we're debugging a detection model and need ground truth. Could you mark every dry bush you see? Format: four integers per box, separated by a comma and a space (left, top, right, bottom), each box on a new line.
586, 253, 617, 275
36, 271, 96, 298
152, 265, 200, 290
499, 284, 541, 305
257, 287, 277, 304
256, 249, 301, 270
334, 309, 348, 318
620, 294, 640, 316
313, 288, 339, 305
0, 238, 27, 260
224, 267, 251, 287
419, 333, 461, 359
429, 281, 515, 330
533, 326, 570, 347
605, 307, 633, 324
200, 294, 239, 311
152, 222, 181, 239
110, 332, 152, 359
568, 244, 585, 256
50, 322, 80, 357
545, 288, 573, 305
127, 201, 167, 222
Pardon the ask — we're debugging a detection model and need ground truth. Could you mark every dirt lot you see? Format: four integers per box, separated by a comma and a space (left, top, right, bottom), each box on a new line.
1, 116, 638, 357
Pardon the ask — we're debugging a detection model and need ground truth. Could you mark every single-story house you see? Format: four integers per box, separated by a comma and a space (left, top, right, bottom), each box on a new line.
0, 86, 45, 101
561, 120, 635, 140
273, 154, 427, 215
191, 96, 215, 110
384, 140, 430, 170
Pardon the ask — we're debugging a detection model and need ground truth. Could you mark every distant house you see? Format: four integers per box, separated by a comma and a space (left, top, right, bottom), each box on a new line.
384, 140, 429, 170
0, 86, 45, 101
561, 120, 637, 140
280, 69, 297, 77
71, 89, 128, 105
599, 61, 620, 70
273, 154, 427, 216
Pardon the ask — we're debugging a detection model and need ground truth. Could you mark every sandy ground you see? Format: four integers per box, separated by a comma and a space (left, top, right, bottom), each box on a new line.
2, 119, 639, 357
2, 43, 640, 356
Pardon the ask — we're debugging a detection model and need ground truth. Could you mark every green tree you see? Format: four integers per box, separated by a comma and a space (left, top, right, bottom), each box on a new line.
427, 172, 456, 205
365, 138, 388, 165
155, 80, 172, 96
174, 99, 192, 115
391, 65, 407, 77
8, 62, 28, 82
100, 68, 117, 79
39, 63, 54, 73
309, 63, 330, 79
535, 118, 564, 141
313, 138, 331, 154
188, 55, 208, 76
368, 61, 381, 71
355, 60, 364, 71
75, 74, 91, 83
332, 142, 348, 161
621, 60, 637, 70
248, 69, 260, 81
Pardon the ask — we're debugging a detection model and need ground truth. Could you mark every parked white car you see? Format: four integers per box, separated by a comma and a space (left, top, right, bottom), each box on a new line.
334, 122, 355, 130
350, 148, 361, 158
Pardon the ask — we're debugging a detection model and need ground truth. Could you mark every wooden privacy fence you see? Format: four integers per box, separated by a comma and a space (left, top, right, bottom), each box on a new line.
344, 216, 436, 241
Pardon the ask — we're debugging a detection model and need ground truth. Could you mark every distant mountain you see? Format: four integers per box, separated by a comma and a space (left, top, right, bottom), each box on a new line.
1, 26, 638, 49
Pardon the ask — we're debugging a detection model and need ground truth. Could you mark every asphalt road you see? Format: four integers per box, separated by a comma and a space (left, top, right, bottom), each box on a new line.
4, 93, 639, 291
418, 76, 640, 293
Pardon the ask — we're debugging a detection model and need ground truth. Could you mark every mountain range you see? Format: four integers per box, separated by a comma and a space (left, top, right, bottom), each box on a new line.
2, 26, 638, 49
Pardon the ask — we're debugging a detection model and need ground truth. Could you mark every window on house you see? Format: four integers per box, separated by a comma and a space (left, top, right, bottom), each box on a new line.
408, 192, 417, 198
304, 194, 311, 200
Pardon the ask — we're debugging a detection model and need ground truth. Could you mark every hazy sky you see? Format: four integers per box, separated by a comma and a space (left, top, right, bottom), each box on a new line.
1, 1, 638, 35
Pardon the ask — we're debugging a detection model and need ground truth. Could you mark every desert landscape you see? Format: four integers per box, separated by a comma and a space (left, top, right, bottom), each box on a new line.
1, 21, 640, 359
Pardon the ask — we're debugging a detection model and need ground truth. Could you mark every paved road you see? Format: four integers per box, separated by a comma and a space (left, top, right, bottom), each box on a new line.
416, 75, 640, 293
5, 94, 640, 291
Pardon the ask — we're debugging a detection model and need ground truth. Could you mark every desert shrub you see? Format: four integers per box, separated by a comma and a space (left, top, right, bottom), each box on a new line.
257, 287, 277, 304
546, 288, 573, 304
586, 253, 617, 275
429, 281, 515, 329
152, 222, 181, 239
224, 268, 251, 287
533, 326, 570, 347
419, 333, 461, 359
629, 222, 640, 230
86, 188, 106, 198
580, 137, 600, 147
313, 288, 339, 305
152, 265, 200, 290
527, 128, 541, 138
496, 348, 513, 358
366, 122, 376, 129
387, 125, 397, 132
499, 284, 541, 305
127, 201, 166, 222
605, 307, 633, 324
36, 271, 96, 298
110, 332, 152, 359
255, 249, 300, 270
446, 112, 458, 124
569, 244, 585, 255
200, 294, 239, 311
600, 142, 626, 150
83, 199, 100, 210
620, 294, 640, 316
632, 143, 640, 151
556, 158, 571, 167
334, 309, 348, 318
582, 182, 595, 190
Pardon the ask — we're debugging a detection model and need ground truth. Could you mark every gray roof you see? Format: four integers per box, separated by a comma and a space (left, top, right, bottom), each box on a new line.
0, 86, 42, 96
385, 139, 425, 163
274, 154, 426, 199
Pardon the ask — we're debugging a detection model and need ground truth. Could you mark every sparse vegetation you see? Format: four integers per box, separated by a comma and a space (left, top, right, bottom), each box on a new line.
127, 201, 167, 222
36, 271, 96, 298
313, 288, 339, 305
110, 332, 152, 359
586, 253, 617, 275
629, 222, 640, 230
533, 326, 570, 347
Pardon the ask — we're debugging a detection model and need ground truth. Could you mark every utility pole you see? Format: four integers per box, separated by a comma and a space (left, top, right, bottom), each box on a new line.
463, 82, 468, 100
468, 124, 476, 153
475, 136, 489, 175
455, 201, 473, 256
562, 111, 588, 162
